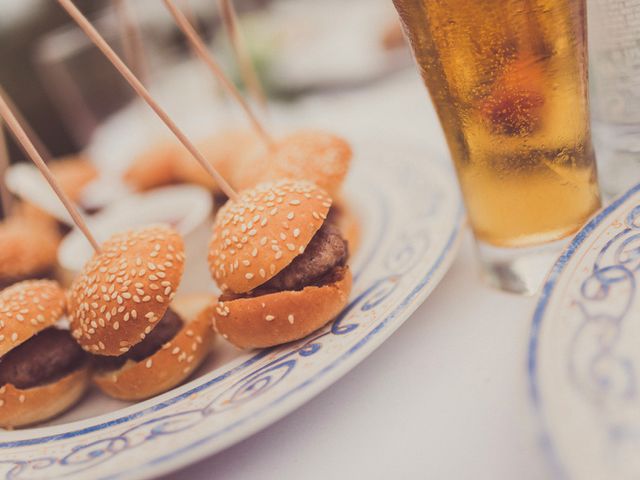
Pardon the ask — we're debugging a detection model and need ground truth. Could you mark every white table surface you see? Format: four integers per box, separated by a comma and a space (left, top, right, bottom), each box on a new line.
166, 233, 553, 480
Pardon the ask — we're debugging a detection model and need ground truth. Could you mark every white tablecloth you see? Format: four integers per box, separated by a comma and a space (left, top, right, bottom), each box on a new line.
166, 234, 552, 479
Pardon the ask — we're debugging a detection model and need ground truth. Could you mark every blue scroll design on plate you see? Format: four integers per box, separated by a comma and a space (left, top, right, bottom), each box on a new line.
0, 210, 437, 479
568, 204, 640, 450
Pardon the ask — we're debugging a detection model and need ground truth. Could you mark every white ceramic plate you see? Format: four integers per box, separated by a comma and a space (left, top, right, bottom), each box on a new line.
0, 146, 463, 480
529, 183, 640, 480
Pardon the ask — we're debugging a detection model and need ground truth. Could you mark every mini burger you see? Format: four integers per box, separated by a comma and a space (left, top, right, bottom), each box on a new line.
0, 280, 89, 428
123, 129, 261, 196
232, 130, 352, 198
0, 213, 61, 289
68, 225, 213, 401
209, 179, 352, 349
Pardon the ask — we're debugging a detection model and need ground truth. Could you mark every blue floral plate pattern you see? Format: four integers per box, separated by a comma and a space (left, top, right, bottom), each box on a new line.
0, 147, 463, 480
530, 183, 640, 480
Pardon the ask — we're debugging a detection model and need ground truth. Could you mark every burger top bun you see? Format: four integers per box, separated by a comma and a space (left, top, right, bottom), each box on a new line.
69, 225, 185, 356
0, 216, 60, 282
173, 130, 263, 192
209, 179, 332, 294
233, 130, 352, 197
0, 280, 66, 356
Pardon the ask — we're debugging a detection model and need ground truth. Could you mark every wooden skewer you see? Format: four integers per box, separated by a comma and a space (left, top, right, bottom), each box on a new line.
0, 85, 52, 164
179, 0, 198, 31
112, 0, 149, 85
162, 0, 275, 150
178, 0, 225, 101
218, 0, 268, 110
0, 90, 100, 251
0, 123, 13, 217
58, 0, 239, 202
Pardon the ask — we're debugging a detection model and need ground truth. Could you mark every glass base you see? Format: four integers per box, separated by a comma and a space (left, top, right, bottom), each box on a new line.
475, 237, 569, 295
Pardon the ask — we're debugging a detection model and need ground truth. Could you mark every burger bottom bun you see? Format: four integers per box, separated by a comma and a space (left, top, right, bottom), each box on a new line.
93, 296, 215, 401
214, 266, 353, 349
0, 366, 90, 429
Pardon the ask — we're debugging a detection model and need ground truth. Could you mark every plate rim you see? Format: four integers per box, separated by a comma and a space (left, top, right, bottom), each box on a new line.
527, 182, 640, 479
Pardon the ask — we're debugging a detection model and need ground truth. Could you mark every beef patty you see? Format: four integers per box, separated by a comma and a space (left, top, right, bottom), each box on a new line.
261, 222, 348, 292
0, 328, 87, 389
93, 308, 184, 371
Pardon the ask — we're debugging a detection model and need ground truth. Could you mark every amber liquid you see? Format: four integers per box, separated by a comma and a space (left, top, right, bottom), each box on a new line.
394, 0, 601, 247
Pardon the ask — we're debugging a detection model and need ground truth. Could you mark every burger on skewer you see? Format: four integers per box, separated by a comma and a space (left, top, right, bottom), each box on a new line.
0, 280, 90, 428
123, 130, 261, 195
232, 130, 352, 198
123, 129, 352, 199
68, 224, 214, 401
209, 179, 352, 349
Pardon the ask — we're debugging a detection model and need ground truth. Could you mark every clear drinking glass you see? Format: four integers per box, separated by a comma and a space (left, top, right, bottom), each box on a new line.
588, 0, 640, 197
393, 0, 601, 294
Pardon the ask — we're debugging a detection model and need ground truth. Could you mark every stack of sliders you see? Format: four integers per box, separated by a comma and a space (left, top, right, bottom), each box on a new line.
0, 0, 358, 428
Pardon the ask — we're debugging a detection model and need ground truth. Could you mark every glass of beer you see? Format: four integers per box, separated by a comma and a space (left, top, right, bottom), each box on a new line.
393, 0, 601, 294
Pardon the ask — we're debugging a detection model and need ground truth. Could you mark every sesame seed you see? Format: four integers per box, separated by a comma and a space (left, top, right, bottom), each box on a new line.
145, 359, 153, 368
288, 314, 295, 324
265, 315, 275, 321
245, 273, 254, 280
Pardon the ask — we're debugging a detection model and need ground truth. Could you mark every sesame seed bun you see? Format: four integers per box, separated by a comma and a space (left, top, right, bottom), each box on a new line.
0, 280, 66, 357
0, 366, 90, 429
124, 141, 183, 191
50, 155, 98, 204
213, 266, 352, 349
68, 225, 185, 356
233, 130, 352, 198
208, 180, 333, 294
0, 217, 61, 288
93, 297, 214, 401
174, 130, 263, 194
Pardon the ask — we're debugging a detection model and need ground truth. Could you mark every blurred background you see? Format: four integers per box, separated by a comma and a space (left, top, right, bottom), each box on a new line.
0, 0, 408, 160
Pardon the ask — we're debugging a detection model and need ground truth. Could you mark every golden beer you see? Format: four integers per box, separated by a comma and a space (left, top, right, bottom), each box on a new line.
394, 0, 601, 248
